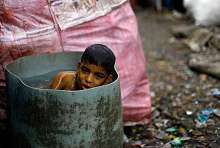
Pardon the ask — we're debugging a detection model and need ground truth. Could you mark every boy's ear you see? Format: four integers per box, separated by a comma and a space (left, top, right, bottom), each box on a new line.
104, 75, 113, 85
76, 61, 81, 72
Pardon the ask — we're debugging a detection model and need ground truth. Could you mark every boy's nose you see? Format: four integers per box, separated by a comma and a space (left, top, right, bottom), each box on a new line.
86, 74, 93, 83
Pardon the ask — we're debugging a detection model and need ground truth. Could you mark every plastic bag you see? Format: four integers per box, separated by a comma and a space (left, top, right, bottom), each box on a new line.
184, 0, 220, 26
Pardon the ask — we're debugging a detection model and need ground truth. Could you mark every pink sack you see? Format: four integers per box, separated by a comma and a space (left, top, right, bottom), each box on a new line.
51, 2, 151, 125
0, 0, 63, 87
0, 1, 151, 125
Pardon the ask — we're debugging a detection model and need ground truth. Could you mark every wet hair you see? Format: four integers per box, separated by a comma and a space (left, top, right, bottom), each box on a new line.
81, 44, 116, 75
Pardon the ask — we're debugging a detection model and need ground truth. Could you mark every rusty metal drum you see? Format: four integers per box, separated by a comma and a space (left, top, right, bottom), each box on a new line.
5, 52, 123, 148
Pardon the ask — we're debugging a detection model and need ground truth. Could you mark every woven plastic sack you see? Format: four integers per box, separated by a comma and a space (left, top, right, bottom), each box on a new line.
1, 1, 151, 125
50, 2, 151, 125
0, 0, 63, 87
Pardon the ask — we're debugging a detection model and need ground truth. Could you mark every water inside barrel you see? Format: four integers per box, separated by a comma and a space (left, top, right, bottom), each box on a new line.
20, 69, 74, 89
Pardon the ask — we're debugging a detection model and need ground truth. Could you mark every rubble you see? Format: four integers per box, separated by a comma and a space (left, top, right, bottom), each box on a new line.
171, 25, 198, 38
209, 34, 220, 51
187, 28, 213, 52
188, 54, 220, 78
171, 24, 220, 78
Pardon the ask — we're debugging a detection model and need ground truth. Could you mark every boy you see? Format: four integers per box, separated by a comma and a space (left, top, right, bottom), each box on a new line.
51, 44, 116, 90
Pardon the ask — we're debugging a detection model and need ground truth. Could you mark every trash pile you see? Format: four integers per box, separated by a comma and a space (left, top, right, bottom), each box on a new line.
124, 15, 220, 147
124, 88, 220, 147
172, 25, 220, 79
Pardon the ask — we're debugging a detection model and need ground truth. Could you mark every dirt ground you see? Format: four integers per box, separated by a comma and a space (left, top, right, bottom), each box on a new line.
135, 6, 192, 83
124, 4, 220, 148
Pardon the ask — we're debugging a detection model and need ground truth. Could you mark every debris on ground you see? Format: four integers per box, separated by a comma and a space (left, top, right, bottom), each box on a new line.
124, 5, 220, 147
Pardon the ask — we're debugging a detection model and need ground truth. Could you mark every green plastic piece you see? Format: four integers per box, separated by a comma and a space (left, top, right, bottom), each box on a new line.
165, 127, 178, 132
172, 137, 182, 145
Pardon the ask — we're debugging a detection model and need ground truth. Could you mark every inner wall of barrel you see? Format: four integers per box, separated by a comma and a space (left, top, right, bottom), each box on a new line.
6, 52, 118, 88
6, 52, 82, 78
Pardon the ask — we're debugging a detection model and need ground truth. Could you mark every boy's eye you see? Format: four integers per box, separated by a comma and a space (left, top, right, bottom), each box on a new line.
81, 68, 89, 73
96, 74, 104, 79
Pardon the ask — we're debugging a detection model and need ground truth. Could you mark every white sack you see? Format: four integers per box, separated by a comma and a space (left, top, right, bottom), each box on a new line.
184, 0, 220, 26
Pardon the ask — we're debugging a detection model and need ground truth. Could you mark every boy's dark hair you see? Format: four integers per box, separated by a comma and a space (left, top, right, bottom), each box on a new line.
81, 44, 116, 75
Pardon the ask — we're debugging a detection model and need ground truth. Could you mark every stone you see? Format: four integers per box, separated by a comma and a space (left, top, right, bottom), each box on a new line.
206, 119, 215, 126
214, 110, 220, 117
188, 53, 220, 78
162, 142, 172, 148
191, 130, 203, 136
195, 136, 206, 141
182, 119, 196, 130
209, 34, 220, 51
186, 28, 213, 52
180, 137, 191, 141
171, 25, 198, 38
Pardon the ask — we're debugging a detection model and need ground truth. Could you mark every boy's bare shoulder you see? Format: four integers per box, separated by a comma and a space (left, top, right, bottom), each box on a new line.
54, 71, 77, 80
57, 71, 76, 75
51, 71, 77, 90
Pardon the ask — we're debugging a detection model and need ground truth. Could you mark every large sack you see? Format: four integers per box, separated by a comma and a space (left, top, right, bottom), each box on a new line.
50, 1, 151, 125
1, 0, 151, 125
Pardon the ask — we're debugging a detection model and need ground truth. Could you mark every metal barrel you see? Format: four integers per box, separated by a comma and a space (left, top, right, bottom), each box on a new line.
5, 52, 123, 148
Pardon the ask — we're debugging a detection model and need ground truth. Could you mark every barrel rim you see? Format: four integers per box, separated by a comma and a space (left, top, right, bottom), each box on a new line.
5, 52, 119, 92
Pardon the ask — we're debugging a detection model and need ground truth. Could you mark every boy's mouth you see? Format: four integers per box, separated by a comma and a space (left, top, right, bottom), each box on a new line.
82, 84, 90, 90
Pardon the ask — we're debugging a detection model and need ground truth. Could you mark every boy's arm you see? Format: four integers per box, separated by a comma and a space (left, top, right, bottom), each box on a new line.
51, 73, 65, 90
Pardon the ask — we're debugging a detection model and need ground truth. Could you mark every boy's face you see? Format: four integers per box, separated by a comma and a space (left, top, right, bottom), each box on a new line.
76, 61, 113, 90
